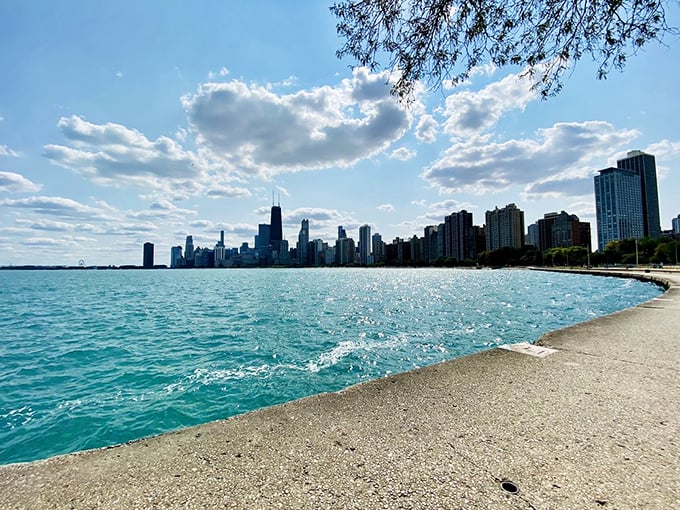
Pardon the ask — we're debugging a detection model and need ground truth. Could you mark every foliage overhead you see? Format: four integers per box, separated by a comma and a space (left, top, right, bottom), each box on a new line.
331, 0, 676, 99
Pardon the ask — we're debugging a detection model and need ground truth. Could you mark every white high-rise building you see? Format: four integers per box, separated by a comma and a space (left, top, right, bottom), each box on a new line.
485, 204, 524, 251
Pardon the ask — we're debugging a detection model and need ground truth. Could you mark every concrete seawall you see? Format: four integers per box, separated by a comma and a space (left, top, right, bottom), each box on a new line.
1, 269, 678, 509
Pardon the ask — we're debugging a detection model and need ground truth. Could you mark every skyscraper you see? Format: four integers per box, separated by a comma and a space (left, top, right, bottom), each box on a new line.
170, 246, 183, 268
616, 150, 661, 238
594, 167, 644, 252
485, 204, 524, 251
444, 210, 476, 261
214, 230, 226, 267
255, 224, 271, 249
371, 232, 384, 263
359, 224, 371, 265
185, 235, 194, 261
269, 202, 283, 252
673, 214, 680, 235
297, 219, 309, 265
537, 211, 591, 251
143, 242, 154, 268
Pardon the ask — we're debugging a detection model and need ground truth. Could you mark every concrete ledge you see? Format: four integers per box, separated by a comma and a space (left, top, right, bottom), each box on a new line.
1, 270, 678, 509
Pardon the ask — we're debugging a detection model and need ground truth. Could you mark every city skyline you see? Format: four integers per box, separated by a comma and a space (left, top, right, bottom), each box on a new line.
1, 2, 679, 266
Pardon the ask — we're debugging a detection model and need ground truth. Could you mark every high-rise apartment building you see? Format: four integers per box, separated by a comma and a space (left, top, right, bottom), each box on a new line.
170, 246, 183, 268
143, 242, 154, 268
527, 223, 539, 248
423, 225, 441, 263
537, 211, 591, 251
371, 232, 384, 263
616, 150, 661, 238
335, 237, 355, 265
359, 224, 371, 265
444, 210, 476, 261
594, 167, 644, 251
297, 219, 309, 265
485, 204, 524, 251
255, 224, 271, 250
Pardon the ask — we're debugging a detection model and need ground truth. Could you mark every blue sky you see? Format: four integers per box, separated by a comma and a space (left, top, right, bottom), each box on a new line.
1, 1, 679, 266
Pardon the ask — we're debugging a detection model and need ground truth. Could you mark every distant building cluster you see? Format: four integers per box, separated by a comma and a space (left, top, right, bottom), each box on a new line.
144, 150, 676, 268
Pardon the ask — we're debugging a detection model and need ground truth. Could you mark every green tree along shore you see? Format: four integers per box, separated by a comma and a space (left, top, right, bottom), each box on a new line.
377, 237, 680, 268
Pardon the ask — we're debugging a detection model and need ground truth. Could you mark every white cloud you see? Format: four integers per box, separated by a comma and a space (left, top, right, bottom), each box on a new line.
389, 147, 416, 161
115, 71, 123, 78
422, 121, 639, 195
0, 171, 42, 192
643, 139, 680, 180
128, 199, 197, 220
208, 67, 230, 79
181, 67, 415, 177
205, 184, 252, 199
376, 203, 395, 212
15, 218, 100, 233
0, 195, 106, 219
522, 176, 595, 201
43, 115, 221, 195
0, 145, 19, 157
443, 70, 538, 138
415, 115, 438, 143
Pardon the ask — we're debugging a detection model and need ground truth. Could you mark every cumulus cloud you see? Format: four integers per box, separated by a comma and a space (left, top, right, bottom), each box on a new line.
128, 199, 197, 220
389, 147, 416, 161
422, 121, 638, 195
15, 218, 99, 233
0, 145, 19, 157
376, 203, 395, 213
443, 71, 538, 138
44, 115, 209, 191
415, 115, 438, 143
0, 195, 106, 219
412, 199, 478, 225
0, 171, 42, 192
522, 176, 595, 201
643, 139, 680, 179
181, 67, 414, 177
208, 67, 230, 80
284, 207, 348, 224
205, 184, 252, 199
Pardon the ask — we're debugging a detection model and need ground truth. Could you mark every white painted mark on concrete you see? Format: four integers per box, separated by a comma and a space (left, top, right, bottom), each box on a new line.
498, 342, 558, 358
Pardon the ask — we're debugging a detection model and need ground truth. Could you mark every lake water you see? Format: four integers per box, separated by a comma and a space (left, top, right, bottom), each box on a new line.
0, 268, 662, 465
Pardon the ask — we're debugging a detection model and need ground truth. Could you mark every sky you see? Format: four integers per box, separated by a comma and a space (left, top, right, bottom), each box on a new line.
1, 1, 679, 267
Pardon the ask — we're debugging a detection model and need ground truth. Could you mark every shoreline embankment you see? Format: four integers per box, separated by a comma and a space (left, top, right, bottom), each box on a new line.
1, 269, 678, 509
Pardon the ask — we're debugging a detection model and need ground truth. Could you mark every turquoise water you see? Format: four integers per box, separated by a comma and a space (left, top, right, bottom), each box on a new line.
0, 268, 662, 465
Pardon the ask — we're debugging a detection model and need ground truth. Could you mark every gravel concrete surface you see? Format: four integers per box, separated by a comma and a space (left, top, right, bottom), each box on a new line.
1, 269, 678, 509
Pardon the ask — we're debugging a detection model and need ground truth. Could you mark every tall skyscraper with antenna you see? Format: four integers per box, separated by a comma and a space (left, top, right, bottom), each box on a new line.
269, 192, 283, 253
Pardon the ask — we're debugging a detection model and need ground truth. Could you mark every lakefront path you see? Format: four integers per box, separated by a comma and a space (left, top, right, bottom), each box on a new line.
1, 269, 678, 509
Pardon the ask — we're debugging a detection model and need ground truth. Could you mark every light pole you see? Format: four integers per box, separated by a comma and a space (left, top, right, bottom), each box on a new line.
635, 239, 639, 267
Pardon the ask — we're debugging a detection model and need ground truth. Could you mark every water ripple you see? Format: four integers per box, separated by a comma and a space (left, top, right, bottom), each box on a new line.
0, 268, 662, 464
